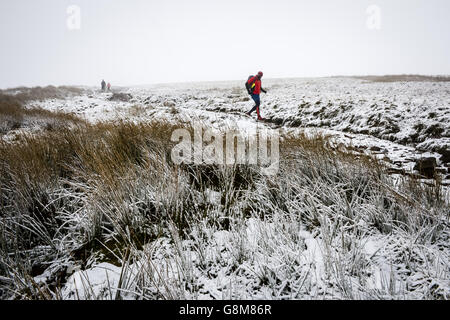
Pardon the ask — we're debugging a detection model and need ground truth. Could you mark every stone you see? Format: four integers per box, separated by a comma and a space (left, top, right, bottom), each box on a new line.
108, 93, 132, 102
163, 101, 176, 107
437, 148, 450, 163
370, 146, 382, 152
413, 157, 437, 178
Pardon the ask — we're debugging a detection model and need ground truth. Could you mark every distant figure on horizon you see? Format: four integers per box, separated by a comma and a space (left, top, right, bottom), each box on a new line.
107, 82, 111, 91
101, 79, 106, 91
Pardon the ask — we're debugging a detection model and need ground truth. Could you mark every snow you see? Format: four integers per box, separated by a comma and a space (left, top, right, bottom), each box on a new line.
4, 77, 448, 300
62, 262, 122, 300
24, 78, 449, 187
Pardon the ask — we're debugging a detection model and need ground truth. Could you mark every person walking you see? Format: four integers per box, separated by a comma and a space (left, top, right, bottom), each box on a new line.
246, 71, 267, 120
107, 82, 111, 91
101, 79, 106, 91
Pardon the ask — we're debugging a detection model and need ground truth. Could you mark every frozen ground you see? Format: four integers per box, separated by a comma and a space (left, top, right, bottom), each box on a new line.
2, 77, 449, 300
26, 77, 450, 184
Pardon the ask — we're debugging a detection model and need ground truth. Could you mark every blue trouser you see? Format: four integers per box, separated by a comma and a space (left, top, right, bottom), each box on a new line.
248, 94, 261, 116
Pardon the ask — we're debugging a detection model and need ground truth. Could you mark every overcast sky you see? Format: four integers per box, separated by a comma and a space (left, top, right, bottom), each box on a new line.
0, 0, 449, 88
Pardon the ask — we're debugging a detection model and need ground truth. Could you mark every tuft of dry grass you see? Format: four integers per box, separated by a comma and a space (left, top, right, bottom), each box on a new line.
0, 86, 84, 103
0, 93, 84, 134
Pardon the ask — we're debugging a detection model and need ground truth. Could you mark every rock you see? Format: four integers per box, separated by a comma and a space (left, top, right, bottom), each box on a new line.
370, 146, 382, 152
163, 101, 176, 107
437, 148, 450, 163
413, 157, 437, 178
108, 93, 132, 102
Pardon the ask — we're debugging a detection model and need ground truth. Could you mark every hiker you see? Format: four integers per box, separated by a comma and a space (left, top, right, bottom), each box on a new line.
246, 71, 267, 120
101, 79, 106, 91
107, 82, 111, 91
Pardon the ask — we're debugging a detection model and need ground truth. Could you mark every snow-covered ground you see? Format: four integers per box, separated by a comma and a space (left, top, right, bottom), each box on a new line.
26, 77, 450, 184
60, 221, 422, 300
3, 77, 448, 300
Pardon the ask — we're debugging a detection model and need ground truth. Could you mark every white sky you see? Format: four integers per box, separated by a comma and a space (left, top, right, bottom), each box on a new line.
1, 0, 449, 88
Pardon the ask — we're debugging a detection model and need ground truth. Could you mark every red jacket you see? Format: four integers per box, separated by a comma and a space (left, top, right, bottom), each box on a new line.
247, 76, 262, 95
